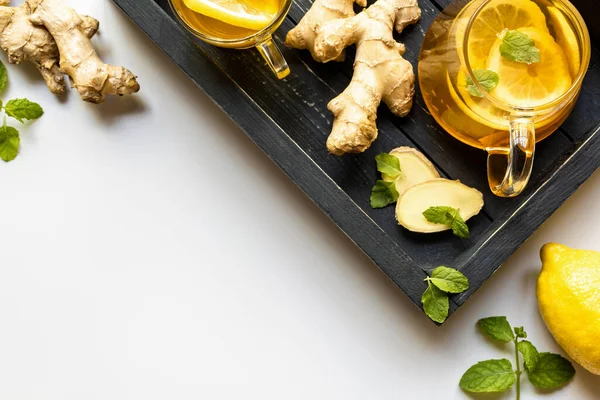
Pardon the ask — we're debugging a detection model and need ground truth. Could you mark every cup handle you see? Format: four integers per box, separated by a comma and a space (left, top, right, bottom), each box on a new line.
256, 37, 290, 80
486, 117, 536, 197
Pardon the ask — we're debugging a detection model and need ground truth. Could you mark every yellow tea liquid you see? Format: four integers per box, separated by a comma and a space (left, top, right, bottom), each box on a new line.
170, 0, 283, 44
418, 0, 585, 149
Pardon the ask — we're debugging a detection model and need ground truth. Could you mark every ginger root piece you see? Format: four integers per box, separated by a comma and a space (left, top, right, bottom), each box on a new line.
382, 147, 439, 195
28, 0, 139, 103
0, 0, 98, 95
396, 179, 484, 233
286, 0, 421, 155
285, 0, 366, 62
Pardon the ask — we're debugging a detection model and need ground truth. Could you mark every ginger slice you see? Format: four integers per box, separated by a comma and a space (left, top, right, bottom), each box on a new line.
28, 0, 140, 103
286, 0, 421, 155
0, 0, 98, 95
396, 179, 484, 233
382, 147, 440, 195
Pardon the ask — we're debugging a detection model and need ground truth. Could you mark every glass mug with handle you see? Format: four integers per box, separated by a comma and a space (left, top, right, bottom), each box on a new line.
169, 0, 293, 79
419, 0, 590, 197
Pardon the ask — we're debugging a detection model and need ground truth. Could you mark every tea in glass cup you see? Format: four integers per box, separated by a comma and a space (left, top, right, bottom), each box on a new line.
419, 0, 591, 197
169, 0, 293, 79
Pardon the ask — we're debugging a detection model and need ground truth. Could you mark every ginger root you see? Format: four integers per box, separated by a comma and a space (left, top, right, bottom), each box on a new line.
286, 0, 421, 155
27, 0, 139, 103
0, 0, 98, 94
285, 0, 365, 62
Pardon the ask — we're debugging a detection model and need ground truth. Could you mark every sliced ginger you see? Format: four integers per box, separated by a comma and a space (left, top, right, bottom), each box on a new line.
396, 179, 484, 233
382, 147, 440, 194
286, 0, 421, 155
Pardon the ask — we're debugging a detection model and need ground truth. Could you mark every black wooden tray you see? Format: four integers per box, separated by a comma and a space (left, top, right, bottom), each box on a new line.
112, 0, 600, 321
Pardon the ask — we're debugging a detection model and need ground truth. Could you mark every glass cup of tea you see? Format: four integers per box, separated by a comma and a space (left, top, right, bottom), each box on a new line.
168, 0, 293, 79
419, 0, 591, 197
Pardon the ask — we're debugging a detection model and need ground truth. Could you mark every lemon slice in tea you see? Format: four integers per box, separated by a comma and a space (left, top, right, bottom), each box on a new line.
450, 69, 508, 132
487, 27, 572, 107
547, 6, 580, 78
183, 0, 277, 31
456, 0, 549, 69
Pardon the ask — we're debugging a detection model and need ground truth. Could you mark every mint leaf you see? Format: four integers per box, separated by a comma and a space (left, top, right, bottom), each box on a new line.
460, 359, 516, 393
422, 282, 449, 323
375, 153, 401, 178
477, 317, 515, 343
451, 213, 470, 239
0, 61, 7, 93
500, 30, 540, 64
466, 69, 499, 97
428, 266, 469, 293
0, 125, 20, 162
423, 206, 471, 239
517, 340, 539, 372
514, 326, 527, 339
370, 180, 399, 208
528, 353, 575, 389
4, 98, 44, 123
423, 206, 455, 225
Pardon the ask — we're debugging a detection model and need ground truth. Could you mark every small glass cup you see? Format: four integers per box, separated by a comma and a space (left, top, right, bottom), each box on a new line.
419, 0, 591, 197
168, 0, 292, 79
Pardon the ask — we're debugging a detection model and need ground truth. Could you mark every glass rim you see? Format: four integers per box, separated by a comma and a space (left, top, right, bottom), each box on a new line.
462, 0, 591, 113
168, 0, 293, 46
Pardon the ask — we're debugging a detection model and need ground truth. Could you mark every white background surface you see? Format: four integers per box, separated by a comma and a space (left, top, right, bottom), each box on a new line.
0, 1, 598, 399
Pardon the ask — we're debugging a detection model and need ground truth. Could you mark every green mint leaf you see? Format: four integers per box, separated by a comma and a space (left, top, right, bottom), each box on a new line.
421, 282, 449, 323
423, 206, 471, 239
517, 340, 539, 372
375, 153, 401, 178
423, 206, 455, 225
0, 60, 7, 93
459, 359, 516, 393
370, 180, 399, 209
451, 212, 470, 239
4, 98, 44, 123
477, 317, 515, 343
527, 352, 575, 389
466, 69, 499, 97
428, 266, 470, 294
0, 125, 20, 162
500, 30, 541, 64
514, 326, 527, 339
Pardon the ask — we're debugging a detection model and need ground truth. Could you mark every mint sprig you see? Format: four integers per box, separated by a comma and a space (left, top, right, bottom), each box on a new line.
500, 30, 541, 64
466, 69, 499, 97
421, 266, 469, 323
423, 206, 471, 239
460, 317, 575, 397
0, 60, 44, 162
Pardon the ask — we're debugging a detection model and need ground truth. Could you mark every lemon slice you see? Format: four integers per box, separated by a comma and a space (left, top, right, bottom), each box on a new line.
449, 69, 508, 133
487, 27, 572, 107
183, 0, 276, 31
455, 0, 549, 69
547, 6, 580, 78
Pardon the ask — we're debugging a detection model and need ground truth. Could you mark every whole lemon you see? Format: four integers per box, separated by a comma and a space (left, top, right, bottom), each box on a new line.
538, 243, 600, 375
